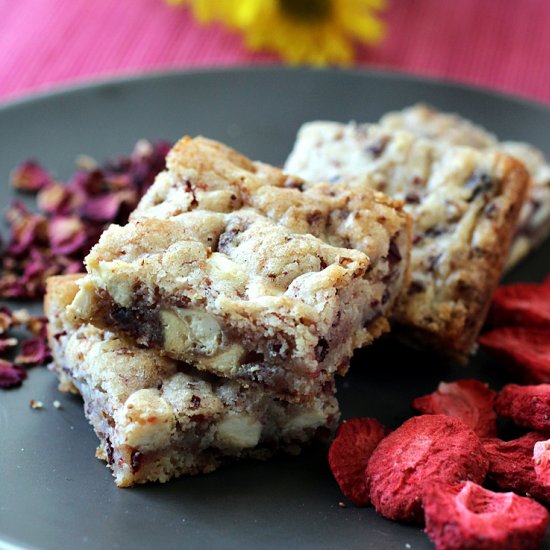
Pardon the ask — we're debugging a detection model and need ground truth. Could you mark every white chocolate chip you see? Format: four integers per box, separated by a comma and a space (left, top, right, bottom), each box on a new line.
216, 414, 262, 448
117, 389, 175, 450
161, 308, 222, 356
283, 409, 327, 433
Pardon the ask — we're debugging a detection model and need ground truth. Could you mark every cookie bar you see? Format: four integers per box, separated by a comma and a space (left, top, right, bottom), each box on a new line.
46, 275, 339, 487
380, 103, 498, 148
488, 141, 550, 267
285, 121, 528, 359
69, 137, 411, 402
380, 104, 550, 268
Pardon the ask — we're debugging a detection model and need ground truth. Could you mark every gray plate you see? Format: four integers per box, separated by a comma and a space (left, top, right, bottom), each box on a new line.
1, 67, 549, 550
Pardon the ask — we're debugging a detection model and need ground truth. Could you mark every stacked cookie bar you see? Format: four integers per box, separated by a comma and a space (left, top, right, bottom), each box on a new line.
47, 275, 339, 487
285, 122, 529, 360
47, 137, 412, 485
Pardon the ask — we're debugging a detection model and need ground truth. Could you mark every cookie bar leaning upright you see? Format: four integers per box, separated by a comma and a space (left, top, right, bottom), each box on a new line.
69, 136, 412, 403
285, 122, 529, 361
46, 275, 339, 487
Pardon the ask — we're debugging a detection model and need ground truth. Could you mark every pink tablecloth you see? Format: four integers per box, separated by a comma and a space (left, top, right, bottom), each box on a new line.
1, 0, 549, 104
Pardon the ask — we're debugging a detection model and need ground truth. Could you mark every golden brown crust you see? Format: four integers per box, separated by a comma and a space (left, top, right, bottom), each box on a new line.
168, 135, 257, 177
388, 153, 529, 359
45, 274, 82, 354
44, 274, 82, 318
45, 274, 84, 394
393, 155, 528, 361
441, 155, 528, 357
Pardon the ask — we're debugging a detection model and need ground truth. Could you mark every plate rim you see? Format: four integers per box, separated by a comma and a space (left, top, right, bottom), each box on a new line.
2, 63, 550, 550
1, 65, 550, 116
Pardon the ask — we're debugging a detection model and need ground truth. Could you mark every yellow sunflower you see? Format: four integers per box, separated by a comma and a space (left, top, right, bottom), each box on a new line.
169, 0, 388, 66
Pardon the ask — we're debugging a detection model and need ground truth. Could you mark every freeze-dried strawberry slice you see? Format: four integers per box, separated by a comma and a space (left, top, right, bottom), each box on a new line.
366, 415, 488, 524
495, 384, 550, 431
534, 440, 550, 489
328, 417, 389, 506
412, 379, 496, 437
479, 327, 550, 383
423, 481, 549, 550
482, 432, 550, 502
489, 281, 550, 328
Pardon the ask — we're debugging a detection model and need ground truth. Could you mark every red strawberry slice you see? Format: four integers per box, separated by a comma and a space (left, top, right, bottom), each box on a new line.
366, 415, 488, 524
482, 432, 550, 503
495, 383, 550, 430
534, 439, 550, 489
328, 417, 389, 506
479, 327, 550, 383
489, 281, 550, 328
423, 481, 549, 550
412, 379, 496, 437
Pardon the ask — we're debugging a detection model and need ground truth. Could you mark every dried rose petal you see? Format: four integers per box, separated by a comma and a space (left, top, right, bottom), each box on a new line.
17, 250, 50, 298
70, 168, 106, 195
1, 140, 170, 300
15, 336, 52, 366
0, 306, 51, 389
7, 211, 48, 256
10, 160, 53, 192
0, 359, 27, 388
12, 309, 30, 325
37, 183, 78, 215
48, 216, 87, 256
25, 315, 48, 338
0, 307, 13, 334
0, 338, 18, 352
63, 260, 84, 274
104, 172, 133, 190
79, 191, 135, 222
0, 277, 28, 299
